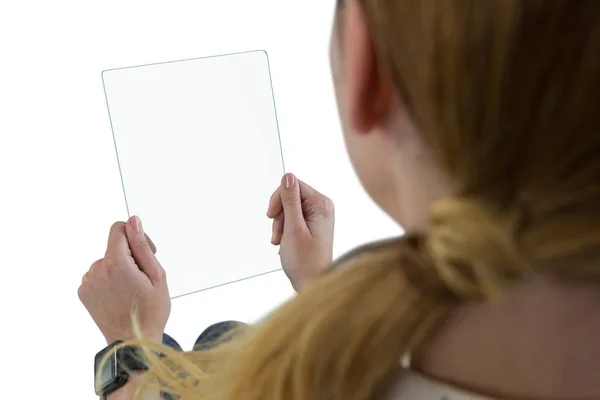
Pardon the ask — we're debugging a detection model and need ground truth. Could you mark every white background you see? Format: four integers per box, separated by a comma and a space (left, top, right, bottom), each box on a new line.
0, 1, 400, 398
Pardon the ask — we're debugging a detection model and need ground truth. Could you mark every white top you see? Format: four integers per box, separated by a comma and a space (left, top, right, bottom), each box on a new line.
389, 370, 491, 400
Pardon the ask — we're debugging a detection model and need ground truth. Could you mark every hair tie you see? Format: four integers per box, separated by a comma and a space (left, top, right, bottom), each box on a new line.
425, 198, 528, 301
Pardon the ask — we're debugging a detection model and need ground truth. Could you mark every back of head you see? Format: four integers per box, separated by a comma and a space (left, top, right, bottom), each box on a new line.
130, 2, 600, 399
364, 0, 600, 277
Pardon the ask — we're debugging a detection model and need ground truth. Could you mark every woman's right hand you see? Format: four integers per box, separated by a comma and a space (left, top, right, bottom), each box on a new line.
267, 173, 335, 292
78, 217, 171, 345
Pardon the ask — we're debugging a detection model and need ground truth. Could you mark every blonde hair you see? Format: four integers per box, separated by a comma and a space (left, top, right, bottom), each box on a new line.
111, 1, 600, 398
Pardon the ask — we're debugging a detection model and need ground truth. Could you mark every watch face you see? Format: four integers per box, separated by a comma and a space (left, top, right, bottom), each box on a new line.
95, 343, 119, 393
101, 354, 116, 387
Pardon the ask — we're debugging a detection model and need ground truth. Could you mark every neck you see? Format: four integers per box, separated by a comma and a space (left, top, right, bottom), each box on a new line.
411, 275, 600, 399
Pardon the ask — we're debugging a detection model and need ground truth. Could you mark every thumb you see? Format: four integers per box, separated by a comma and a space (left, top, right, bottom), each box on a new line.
126, 216, 164, 284
280, 173, 308, 234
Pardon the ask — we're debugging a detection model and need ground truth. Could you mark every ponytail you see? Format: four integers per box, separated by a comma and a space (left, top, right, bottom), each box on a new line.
120, 198, 527, 400
223, 236, 450, 400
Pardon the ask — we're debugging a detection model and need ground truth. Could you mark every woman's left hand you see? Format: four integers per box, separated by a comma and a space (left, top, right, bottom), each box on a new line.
267, 174, 335, 291
78, 216, 171, 344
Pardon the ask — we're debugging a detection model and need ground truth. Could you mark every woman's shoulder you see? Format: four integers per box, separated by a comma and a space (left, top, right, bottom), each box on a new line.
387, 369, 492, 400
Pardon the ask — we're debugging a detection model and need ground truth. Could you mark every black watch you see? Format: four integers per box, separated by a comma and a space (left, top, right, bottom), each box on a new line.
94, 341, 148, 397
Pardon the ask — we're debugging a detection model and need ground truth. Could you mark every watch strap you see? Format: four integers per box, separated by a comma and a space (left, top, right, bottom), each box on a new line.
118, 345, 149, 371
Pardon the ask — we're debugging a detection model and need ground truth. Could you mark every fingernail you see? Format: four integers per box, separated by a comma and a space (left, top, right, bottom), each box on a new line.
130, 216, 142, 233
283, 173, 295, 189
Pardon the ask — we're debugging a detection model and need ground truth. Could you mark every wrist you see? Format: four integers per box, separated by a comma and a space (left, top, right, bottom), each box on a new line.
292, 274, 319, 292
105, 372, 149, 400
292, 263, 332, 292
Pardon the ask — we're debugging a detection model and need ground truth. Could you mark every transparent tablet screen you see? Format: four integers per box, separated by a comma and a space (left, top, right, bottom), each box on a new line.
102, 51, 285, 298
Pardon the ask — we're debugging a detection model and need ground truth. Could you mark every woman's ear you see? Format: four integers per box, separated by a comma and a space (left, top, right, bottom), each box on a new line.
342, 0, 392, 134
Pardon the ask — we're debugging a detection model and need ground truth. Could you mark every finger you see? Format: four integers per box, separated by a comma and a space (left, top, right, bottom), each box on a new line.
77, 284, 85, 301
267, 187, 282, 218
81, 258, 101, 287
145, 234, 157, 254
126, 216, 164, 285
86, 259, 102, 279
267, 176, 322, 219
297, 180, 321, 199
271, 212, 284, 245
280, 173, 308, 234
105, 222, 129, 258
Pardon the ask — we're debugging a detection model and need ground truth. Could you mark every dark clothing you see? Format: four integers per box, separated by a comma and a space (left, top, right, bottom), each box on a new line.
160, 321, 247, 399
163, 320, 246, 351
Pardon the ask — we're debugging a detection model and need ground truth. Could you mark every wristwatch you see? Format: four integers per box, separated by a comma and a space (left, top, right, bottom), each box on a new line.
94, 341, 148, 398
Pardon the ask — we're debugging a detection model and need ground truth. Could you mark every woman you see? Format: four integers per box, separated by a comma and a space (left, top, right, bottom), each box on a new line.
79, 1, 600, 399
